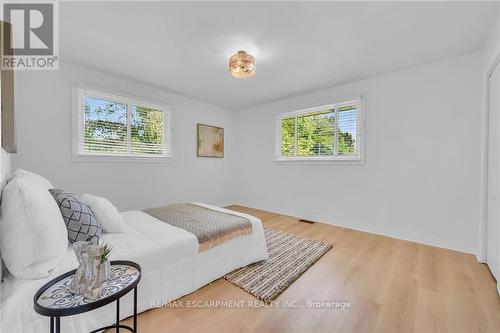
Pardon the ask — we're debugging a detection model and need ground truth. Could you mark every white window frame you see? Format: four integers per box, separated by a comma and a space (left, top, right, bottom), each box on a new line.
274, 96, 365, 164
72, 84, 172, 162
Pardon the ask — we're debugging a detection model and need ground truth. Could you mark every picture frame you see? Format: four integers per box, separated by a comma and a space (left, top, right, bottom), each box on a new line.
197, 123, 224, 158
0, 21, 16, 153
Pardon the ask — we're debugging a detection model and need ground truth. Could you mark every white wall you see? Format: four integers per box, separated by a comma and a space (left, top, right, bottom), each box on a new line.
1, 150, 11, 186
484, 11, 500, 73
0, 71, 12, 187
11, 54, 485, 254
235, 53, 483, 254
0, 67, 12, 281
12, 62, 236, 211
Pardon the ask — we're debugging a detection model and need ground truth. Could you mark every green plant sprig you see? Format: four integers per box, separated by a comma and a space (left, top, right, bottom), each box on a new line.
101, 243, 112, 264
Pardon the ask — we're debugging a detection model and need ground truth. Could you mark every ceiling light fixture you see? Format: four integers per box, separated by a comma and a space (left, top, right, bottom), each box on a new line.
229, 51, 256, 78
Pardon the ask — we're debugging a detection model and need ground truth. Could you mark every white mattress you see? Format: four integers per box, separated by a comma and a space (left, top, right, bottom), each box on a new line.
0, 203, 268, 333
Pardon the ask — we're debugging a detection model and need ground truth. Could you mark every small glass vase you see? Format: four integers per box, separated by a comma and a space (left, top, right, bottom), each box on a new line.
99, 260, 111, 283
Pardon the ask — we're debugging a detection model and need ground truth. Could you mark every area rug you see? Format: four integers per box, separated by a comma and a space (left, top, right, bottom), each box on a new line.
224, 227, 332, 302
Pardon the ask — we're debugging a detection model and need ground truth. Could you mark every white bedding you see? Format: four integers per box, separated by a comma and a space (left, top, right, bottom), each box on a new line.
0, 203, 268, 333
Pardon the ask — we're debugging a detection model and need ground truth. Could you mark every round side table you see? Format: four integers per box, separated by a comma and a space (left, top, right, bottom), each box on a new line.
34, 260, 141, 333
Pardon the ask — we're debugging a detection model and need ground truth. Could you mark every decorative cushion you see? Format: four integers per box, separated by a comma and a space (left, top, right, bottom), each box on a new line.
0, 173, 68, 279
49, 189, 102, 243
81, 193, 126, 233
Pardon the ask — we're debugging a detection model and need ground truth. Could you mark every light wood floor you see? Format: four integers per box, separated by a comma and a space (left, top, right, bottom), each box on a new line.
119, 205, 500, 333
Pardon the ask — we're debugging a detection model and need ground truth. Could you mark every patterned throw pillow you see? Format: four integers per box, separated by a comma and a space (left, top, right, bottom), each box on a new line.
49, 189, 102, 243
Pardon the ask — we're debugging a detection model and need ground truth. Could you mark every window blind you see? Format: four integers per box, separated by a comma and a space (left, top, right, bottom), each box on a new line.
76, 88, 169, 158
278, 100, 360, 160
337, 104, 357, 156
297, 109, 335, 156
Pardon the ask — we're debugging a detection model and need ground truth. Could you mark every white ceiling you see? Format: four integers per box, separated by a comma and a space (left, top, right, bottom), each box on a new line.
60, 1, 498, 110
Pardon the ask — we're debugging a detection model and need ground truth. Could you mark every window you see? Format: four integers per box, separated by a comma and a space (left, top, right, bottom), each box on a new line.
276, 99, 363, 162
74, 86, 171, 160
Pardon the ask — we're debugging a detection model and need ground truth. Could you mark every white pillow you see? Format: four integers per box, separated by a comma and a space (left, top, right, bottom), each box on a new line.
0, 176, 68, 279
9, 168, 53, 189
81, 194, 126, 233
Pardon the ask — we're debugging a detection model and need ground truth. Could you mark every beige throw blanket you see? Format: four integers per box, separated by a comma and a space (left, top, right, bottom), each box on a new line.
143, 203, 253, 252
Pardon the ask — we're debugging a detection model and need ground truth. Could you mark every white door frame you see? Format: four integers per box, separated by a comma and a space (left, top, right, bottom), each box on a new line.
479, 50, 500, 285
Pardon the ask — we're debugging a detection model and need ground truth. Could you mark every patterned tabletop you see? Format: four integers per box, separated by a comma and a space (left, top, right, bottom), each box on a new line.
36, 264, 140, 309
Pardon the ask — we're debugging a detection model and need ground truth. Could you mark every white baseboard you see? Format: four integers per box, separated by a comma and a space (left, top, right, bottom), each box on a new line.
476, 252, 487, 263
236, 202, 475, 255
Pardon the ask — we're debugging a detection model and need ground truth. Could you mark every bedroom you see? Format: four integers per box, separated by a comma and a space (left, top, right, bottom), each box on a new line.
1, 1, 500, 332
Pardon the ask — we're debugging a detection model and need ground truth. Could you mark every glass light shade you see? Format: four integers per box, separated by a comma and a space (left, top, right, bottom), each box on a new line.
229, 51, 256, 78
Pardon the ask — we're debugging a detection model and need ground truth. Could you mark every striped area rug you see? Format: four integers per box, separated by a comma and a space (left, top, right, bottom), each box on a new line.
224, 227, 332, 302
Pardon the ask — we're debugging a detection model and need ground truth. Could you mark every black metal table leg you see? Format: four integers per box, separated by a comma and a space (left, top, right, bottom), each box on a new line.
116, 298, 120, 333
50, 317, 54, 333
55, 317, 60, 333
134, 286, 138, 332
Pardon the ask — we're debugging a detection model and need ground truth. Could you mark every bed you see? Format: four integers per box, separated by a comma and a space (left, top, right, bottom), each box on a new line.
0, 203, 268, 332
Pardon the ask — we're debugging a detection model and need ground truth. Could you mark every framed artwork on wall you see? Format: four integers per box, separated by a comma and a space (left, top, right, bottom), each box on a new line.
0, 21, 16, 153
197, 123, 224, 158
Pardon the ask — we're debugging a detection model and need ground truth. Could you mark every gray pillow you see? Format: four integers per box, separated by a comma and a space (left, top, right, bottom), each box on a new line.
49, 189, 101, 243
